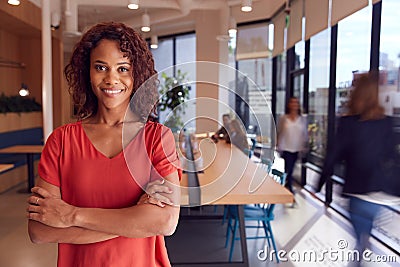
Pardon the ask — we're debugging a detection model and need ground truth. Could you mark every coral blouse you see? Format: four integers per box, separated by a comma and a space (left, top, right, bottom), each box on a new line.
38, 121, 181, 267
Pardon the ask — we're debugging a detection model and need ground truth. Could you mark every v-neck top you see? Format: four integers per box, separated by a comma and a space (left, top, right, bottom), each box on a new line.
38, 121, 181, 267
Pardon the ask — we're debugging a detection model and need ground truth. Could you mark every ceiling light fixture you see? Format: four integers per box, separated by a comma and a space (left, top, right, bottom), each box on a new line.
127, 0, 139, 10
8, 0, 20, 5
241, 0, 252, 12
228, 16, 237, 36
150, 35, 158, 49
141, 13, 150, 32
51, 12, 60, 30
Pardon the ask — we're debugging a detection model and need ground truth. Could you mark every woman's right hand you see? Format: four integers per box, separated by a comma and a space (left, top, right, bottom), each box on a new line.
27, 187, 77, 228
137, 179, 174, 207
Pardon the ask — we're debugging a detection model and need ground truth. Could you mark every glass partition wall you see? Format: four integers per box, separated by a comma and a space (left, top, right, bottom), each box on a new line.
275, 0, 399, 252
235, 22, 275, 160
308, 29, 330, 168
152, 33, 196, 130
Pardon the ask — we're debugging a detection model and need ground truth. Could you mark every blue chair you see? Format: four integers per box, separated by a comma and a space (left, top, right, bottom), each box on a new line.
257, 158, 273, 173
243, 148, 253, 158
222, 158, 273, 225
270, 168, 286, 185
243, 138, 257, 158
224, 169, 286, 262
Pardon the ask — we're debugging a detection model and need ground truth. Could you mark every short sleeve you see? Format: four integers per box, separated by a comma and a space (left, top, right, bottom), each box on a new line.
38, 128, 62, 187
151, 125, 182, 180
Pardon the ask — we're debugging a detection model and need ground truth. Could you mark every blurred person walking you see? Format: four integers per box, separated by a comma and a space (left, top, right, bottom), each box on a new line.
317, 72, 397, 259
277, 97, 308, 193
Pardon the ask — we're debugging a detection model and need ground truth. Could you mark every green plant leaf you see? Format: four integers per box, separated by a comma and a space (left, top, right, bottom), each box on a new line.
158, 70, 191, 130
0, 93, 42, 114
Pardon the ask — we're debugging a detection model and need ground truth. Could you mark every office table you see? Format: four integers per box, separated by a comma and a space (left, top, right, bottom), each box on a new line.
179, 138, 293, 266
0, 145, 43, 192
0, 164, 14, 173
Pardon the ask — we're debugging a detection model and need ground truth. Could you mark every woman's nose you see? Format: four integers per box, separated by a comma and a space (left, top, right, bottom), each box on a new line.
104, 70, 119, 84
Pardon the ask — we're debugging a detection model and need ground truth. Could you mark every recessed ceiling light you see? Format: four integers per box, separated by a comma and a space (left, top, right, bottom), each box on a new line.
150, 35, 158, 49
128, 0, 139, 10
141, 13, 150, 32
8, 0, 20, 6
241, 0, 252, 12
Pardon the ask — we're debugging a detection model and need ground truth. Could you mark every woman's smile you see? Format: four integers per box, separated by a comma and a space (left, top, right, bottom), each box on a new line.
101, 88, 125, 96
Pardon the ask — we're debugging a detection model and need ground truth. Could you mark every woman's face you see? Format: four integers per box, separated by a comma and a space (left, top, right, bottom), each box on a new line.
90, 39, 134, 112
288, 98, 299, 112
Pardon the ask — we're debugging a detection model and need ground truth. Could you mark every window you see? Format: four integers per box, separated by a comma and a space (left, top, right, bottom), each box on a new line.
276, 53, 287, 121
151, 33, 196, 129
379, 2, 400, 250
332, 4, 372, 184
238, 58, 273, 139
234, 23, 274, 151
293, 41, 306, 108
294, 41, 305, 69
380, 0, 400, 117
176, 34, 196, 129
330, 3, 372, 201
336, 5, 372, 116
152, 38, 173, 77
308, 29, 330, 166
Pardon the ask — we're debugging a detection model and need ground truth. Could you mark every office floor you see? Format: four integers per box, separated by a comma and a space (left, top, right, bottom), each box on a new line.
1, 182, 398, 267
167, 190, 399, 267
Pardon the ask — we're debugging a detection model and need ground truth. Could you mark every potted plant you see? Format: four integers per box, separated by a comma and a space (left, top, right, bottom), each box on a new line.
0, 93, 41, 113
158, 70, 191, 132
0, 93, 42, 132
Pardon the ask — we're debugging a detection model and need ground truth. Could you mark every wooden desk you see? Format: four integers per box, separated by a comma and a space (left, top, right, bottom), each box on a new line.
0, 164, 14, 173
180, 139, 292, 206
0, 145, 43, 192
179, 139, 292, 267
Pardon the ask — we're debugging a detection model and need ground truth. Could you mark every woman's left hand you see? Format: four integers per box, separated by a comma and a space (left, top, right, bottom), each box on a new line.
27, 187, 76, 228
137, 179, 174, 207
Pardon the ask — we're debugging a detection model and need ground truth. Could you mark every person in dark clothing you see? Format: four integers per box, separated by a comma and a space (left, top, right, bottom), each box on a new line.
229, 119, 249, 153
317, 72, 396, 258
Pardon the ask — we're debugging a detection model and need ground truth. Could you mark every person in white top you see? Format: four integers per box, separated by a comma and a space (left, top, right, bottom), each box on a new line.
277, 97, 308, 193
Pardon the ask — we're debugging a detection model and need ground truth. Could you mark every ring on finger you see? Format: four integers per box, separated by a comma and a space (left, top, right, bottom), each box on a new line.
35, 198, 39, 205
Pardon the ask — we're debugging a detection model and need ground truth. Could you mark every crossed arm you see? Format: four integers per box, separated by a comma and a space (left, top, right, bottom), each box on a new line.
27, 172, 180, 244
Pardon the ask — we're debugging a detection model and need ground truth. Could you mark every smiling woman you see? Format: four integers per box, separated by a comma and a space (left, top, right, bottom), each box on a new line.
27, 22, 181, 267
89, 39, 134, 116
65, 22, 159, 122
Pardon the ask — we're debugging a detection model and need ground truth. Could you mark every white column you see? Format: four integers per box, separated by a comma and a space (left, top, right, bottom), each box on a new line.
42, 0, 53, 141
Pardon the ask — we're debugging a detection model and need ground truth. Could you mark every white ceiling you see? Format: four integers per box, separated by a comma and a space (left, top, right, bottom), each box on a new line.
29, 0, 286, 50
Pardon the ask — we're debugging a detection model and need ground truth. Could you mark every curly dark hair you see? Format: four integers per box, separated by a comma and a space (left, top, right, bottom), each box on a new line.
64, 21, 158, 121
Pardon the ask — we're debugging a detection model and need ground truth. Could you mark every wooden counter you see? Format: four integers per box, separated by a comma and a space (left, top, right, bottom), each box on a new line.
180, 138, 293, 206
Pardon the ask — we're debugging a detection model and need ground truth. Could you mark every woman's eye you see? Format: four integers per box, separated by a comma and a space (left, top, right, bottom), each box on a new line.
95, 65, 107, 71
119, 66, 130, 72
